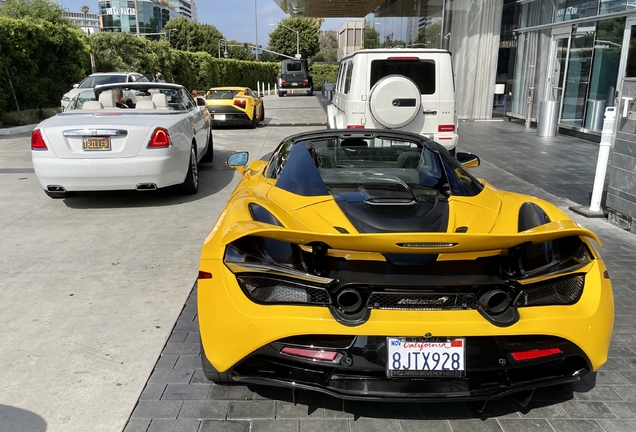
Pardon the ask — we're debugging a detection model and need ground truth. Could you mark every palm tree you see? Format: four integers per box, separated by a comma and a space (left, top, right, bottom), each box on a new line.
81, 5, 89, 17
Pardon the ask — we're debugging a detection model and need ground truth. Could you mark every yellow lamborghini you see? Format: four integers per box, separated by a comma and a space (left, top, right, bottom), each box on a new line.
204, 86, 264, 129
197, 129, 614, 402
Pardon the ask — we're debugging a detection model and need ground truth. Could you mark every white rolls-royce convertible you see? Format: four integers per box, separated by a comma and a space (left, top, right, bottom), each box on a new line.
31, 82, 213, 198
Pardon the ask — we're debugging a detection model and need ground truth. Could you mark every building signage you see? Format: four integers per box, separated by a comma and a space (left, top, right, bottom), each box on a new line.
105, 7, 136, 16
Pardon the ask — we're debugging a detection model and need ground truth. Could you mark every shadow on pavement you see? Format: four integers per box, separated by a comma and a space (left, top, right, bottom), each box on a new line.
0, 404, 47, 432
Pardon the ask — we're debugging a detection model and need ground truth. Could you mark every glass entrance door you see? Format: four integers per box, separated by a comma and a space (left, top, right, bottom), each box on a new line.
561, 24, 596, 128
616, 19, 636, 128
546, 32, 569, 105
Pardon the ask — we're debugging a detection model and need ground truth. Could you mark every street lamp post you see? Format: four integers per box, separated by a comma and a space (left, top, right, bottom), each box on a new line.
133, 0, 140, 36
270, 23, 299, 58
254, 0, 259, 61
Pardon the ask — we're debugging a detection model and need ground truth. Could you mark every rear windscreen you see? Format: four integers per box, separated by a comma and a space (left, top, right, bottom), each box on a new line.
206, 90, 239, 99
370, 59, 436, 95
284, 61, 305, 73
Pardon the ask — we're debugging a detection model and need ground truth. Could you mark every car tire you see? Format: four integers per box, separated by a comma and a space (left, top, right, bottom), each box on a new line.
201, 339, 233, 383
249, 108, 258, 129
260, 106, 265, 122
201, 131, 214, 163
44, 190, 75, 199
179, 144, 199, 195
306, 88, 313, 96
278, 91, 284, 97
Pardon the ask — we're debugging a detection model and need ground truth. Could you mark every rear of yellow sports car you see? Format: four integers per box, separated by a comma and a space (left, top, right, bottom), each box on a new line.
205, 87, 259, 128
198, 131, 613, 401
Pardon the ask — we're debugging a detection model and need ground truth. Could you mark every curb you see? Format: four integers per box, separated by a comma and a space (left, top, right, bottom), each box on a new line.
0, 123, 37, 136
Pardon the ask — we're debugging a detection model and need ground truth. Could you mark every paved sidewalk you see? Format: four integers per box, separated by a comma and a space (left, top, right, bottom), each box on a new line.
125, 96, 636, 432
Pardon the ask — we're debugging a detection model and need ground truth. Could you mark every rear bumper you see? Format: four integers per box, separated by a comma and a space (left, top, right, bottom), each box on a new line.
32, 153, 185, 191
280, 83, 312, 90
226, 334, 590, 401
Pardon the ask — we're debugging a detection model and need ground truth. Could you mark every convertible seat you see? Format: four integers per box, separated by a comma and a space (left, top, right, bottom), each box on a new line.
98, 92, 116, 108
82, 101, 104, 110
152, 93, 170, 110
136, 100, 156, 110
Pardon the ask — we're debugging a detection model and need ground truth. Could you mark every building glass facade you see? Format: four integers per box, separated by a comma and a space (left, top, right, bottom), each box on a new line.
98, 0, 180, 35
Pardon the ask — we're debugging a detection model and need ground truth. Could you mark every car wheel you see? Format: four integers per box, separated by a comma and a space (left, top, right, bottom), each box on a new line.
260, 106, 265, 122
44, 190, 75, 199
249, 108, 258, 129
201, 131, 214, 163
201, 339, 233, 383
179, 144, 199, 195
278, 91, 284, 97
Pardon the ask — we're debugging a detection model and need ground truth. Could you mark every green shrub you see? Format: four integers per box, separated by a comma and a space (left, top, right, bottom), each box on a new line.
310, 63, 339, 90
0, 107, 60, 126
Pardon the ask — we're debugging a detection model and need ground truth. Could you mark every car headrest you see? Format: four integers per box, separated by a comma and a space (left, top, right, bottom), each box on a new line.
152, 93, 169, 109
98, 92, 116, 108
82, 101, 104, 110
136, 100, 156, 110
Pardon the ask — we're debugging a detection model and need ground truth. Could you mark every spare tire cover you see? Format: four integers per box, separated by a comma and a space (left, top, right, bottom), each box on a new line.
369, 75, 421, 128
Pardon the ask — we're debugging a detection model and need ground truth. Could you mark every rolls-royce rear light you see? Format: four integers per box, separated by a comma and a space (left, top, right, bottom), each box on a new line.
438, 125, 456, 132
198, 271, 212, 279
346, 125, 365, 129
31, 130, 47, 150
147, 128, 171, 148
511, 348, 561, 361
387, 57, 419, 61
281, 346, 338, 361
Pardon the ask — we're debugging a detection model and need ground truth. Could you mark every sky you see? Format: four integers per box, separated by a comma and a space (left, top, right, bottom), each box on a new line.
58, 0, 358, 46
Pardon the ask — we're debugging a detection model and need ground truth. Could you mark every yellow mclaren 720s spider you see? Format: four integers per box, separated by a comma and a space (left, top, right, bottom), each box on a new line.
197, 129, 614, 402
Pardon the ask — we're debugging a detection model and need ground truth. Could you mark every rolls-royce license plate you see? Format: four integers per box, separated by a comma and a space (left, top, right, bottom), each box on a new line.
83, 136, 110, 151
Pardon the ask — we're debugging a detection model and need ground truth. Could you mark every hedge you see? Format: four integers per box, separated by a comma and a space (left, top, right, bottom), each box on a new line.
310, 63, 339, 90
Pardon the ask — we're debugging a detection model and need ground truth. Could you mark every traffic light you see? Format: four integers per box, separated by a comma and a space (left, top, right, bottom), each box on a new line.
243, 43, 248, 52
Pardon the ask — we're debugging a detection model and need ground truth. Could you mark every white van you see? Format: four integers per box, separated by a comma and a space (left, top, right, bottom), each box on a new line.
327, 49, 458, 154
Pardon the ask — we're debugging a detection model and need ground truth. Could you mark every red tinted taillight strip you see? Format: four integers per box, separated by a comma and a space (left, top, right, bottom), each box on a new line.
511, 348, 561, 362
281, 347, 338, 361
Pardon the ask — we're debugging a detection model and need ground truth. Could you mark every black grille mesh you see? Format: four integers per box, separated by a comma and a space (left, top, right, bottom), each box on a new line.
237, 276, 331, 305
513, 276, 584, 307
367, 292, 478, 310
351, 202, 435, 219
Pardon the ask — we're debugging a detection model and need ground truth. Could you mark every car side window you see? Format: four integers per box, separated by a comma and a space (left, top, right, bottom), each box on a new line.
181, 89, 194, 110
337, 62, 348, 93
265, 140, 295, 179
344, 61, 354, 94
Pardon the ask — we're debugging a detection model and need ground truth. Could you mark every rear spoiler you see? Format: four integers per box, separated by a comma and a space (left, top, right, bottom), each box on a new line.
208, 219, 600, 258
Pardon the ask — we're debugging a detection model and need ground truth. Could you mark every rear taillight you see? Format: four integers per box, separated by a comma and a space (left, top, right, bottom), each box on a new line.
31, 129, 47, 150
281, 79, 287, 83
346, 125, 365, 129
281, 346, 338, 361
147, 127, 171, 148
511, 348, 561, 362
438, 124, 456, 133
198, 271, 212, 279
233, 99, 247, 108
303, 79, 309, 83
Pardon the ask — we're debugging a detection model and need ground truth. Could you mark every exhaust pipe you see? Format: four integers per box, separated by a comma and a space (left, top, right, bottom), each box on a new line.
136, 183, 157, 191
336, 289, 363, 313
47, 185, 67, 192
479, 290, 510, 315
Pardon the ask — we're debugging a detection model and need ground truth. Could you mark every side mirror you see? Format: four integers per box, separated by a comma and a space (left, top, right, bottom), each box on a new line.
456, 152, 480, 168
72, 84, 79, 88
226, 152, 249, 174
196, 97, 206, 106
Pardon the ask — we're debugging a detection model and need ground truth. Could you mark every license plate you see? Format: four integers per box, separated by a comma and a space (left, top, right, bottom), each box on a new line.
386, 337, 465, 378
83, 136, 110, 151
292, 82, 298, 86
214, 114, 226, 121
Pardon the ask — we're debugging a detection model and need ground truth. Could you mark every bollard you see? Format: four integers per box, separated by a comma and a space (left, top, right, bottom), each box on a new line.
268, 82, 270, 95
589, 107, 615, 213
